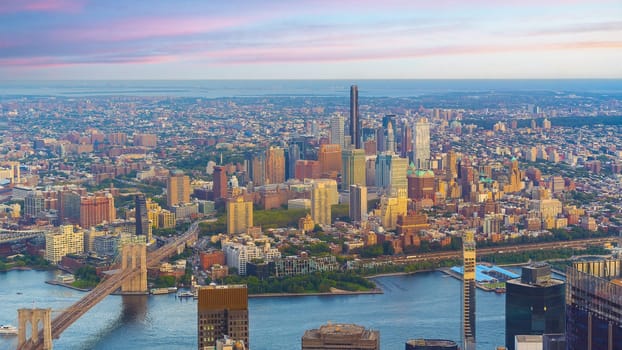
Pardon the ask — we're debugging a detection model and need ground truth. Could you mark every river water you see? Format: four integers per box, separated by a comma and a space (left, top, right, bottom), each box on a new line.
0, 270, 506, 350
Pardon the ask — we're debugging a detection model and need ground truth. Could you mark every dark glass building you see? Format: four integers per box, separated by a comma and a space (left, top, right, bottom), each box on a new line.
566, 259, 622, 350
505, 264, 565, 350
350, 85, 361, 149
134, 194, 150, 240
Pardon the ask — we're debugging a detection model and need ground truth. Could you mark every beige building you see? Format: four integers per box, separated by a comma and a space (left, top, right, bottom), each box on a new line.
45, 225, 84, 264
375, 189, 407, 230
167, 171, 190, 207
311, 179, 338, 226
226, 197, 253, 234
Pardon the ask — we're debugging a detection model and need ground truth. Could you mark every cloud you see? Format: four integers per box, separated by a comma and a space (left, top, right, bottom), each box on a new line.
0, 0, 85, 14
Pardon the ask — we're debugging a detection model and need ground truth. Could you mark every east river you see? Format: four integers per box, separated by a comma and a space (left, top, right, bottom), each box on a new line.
0, 270, 506, 350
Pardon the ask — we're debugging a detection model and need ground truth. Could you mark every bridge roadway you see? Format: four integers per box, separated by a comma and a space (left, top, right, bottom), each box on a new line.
373, 236, 617, 265
0, 230, 45, 244
20, 222, 200, 350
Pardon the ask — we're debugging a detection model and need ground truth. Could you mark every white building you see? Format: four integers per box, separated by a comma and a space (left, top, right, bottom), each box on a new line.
45, 225, 84, 264
223, 242, 281, 276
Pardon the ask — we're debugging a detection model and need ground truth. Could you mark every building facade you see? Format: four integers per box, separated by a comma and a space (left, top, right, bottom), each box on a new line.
566, 259, 622, 350
462, 231, 476, 350
197, 284, 249, 350
413, 117, 430, 170
45, 225, 84, 264
505, 264, 565, 350
167, 171, 190, 207
226, 197, 253, 235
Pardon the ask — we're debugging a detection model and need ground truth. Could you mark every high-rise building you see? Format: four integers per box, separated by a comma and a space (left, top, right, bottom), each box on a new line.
167, 171, 190, 208
45, 225, 84, 264
197, 284, 249, 350
80, 193, 115, 229
505, 264, 565, 350
265, 147, 285, 185
311, 179, 338, 225
213, 166, 228, 201
446, 150, 458, 179
462, 231, 476, 350
413, 118, 430, 169
318, 144, 342, 176
330, 114, 345, 148
350, 85, 361, 149
295, 160, 321, 180
342, 148, 366, 190
407, 169, 435, 201
24, 191, 45, 218
301, 323, 379, 350
566, 259, 622, 350
349, 184, 367, 223
400, 120, 412, 159
135, 194, 152, 243
382, 115, 397, 154
375, 152, 408, 196
287, 143, 302, 181
226, 197, 253, 234
250, 152, 266, 186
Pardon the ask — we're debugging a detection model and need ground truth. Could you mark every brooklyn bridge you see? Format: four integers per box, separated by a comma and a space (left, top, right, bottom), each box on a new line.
16, 222, 200, 350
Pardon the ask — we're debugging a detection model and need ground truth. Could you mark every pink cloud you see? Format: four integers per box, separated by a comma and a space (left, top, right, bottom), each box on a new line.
202, 40, 622, 65
51, 15, 264, 43
0, 54, 175, 69
0, 0, 85, 14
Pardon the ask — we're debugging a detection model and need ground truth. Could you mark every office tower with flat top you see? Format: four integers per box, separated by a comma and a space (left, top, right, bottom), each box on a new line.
198, 284, 249, 350
412, 118, 430, 169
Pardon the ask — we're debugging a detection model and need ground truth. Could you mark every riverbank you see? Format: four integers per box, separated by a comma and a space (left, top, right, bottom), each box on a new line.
248, 288, 383, 298
45, 280, 91, 292
364, 269, 437, 279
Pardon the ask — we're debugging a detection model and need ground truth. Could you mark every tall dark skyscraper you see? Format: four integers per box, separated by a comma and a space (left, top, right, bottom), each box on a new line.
212, 165, 228, 201
350, 85, 361, 149
135, 194, 150, 240
505, 264, 565, 350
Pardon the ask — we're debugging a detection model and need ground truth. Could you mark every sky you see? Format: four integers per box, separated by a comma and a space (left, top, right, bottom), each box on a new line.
1, 0, 621, 80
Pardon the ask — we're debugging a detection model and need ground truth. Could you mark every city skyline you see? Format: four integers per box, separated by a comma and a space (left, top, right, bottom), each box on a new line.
1, 0, 621, 80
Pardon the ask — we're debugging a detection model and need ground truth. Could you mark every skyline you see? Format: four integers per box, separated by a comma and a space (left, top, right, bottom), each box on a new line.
1, 0, 622, 80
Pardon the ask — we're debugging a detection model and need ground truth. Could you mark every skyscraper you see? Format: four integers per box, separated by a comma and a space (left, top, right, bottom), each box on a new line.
375, 152, 408, 196
330, 114, 345, 148
400, 120, 412, 158
566, 259, 622, 350
350, 85, 361, 149
135, 194, 151, 243
79, 193, 115, 229
311, 179, 338, 225
505, 264, 565, 350
342, 148, 366, 190
413, 117, 430, 169
197, 284, 249, 350
318, 144, 342, 176
213, 165, 228, 201
167, 171, 190, 207
226, 197, 253, 234
349, 184, 367, 223
265, 147, 285, 185
462, 231, 476, 350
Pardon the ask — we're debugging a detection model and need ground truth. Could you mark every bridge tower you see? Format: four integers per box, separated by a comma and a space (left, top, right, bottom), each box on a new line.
17, 308, 53, 350
120, 243, 148, 293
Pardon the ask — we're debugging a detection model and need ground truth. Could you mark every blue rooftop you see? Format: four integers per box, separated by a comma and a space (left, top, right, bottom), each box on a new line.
451, 264, 519, 283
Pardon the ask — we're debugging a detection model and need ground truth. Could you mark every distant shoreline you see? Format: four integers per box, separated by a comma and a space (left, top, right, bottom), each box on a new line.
249, 288, 383, 298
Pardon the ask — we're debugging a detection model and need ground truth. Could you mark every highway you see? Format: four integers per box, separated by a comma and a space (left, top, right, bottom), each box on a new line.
376, 237, 616, 265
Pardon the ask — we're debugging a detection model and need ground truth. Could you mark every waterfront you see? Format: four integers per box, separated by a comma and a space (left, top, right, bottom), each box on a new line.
0, 269, 506, 350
